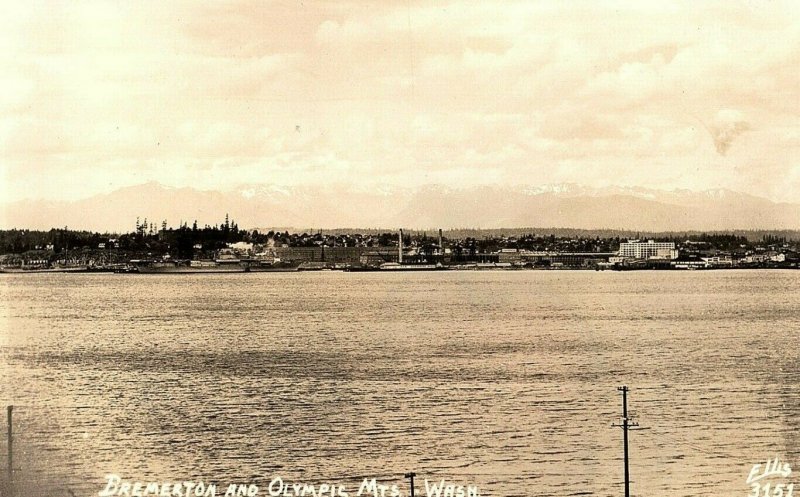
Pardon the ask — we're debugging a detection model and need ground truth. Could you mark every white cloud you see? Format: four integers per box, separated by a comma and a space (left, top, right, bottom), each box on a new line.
1, 1, 799, 203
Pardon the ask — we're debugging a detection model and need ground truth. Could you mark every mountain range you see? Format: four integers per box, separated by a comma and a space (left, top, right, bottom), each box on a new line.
2, 182, 798, 233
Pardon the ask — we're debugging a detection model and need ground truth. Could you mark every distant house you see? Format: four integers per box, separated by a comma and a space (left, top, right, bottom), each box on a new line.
227, 241, 254, 254
770, 253, 786, 263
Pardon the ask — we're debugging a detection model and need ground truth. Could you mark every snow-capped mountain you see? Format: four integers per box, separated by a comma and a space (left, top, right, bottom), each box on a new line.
2, 182, 798, 232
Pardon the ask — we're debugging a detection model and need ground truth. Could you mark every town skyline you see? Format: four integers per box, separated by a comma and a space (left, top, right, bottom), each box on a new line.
2, 1, 799, 207
2, 220, 797, 273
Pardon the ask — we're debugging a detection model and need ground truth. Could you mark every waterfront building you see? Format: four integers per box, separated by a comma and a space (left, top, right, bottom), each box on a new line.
497, 249, 522, 264
360, 249, 400, 266
518, 251, 615, 267
274, 246, 371, 265
618, 240, 678, 260
701, 256, 734, 267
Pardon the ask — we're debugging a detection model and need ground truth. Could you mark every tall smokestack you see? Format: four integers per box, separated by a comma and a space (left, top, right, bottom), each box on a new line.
399, 229, 403, 264
438, 229, 443, 255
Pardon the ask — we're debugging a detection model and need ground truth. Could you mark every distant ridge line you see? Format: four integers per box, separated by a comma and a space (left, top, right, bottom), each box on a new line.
3, 182, 800, 233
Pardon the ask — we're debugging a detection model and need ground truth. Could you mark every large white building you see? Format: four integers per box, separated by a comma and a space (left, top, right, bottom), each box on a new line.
618, 240, 678, 260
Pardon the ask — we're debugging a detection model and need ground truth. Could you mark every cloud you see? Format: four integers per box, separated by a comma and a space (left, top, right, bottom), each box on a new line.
709, 110, 752, 156
1, 1, 799, 203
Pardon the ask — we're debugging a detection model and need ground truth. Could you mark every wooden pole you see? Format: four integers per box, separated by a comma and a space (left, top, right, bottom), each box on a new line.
404, 472, 416, 497
7, 405, 12, 497
620, 387, 629, 497
613, 387, 642, 497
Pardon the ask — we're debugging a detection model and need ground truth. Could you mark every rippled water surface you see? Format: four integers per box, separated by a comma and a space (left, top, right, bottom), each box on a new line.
1, 270, 798, 496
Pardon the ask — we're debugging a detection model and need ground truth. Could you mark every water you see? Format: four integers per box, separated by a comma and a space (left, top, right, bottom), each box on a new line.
1, 270, 798, 497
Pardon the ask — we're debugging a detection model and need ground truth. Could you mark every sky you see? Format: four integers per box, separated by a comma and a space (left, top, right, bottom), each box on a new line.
1, 1, 798, 203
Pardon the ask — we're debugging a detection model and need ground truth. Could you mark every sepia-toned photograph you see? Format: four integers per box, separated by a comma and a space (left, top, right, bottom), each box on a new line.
1, 2, 798, 496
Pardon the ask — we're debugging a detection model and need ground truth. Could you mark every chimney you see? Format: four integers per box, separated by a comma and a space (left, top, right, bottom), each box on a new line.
399, 229, 404, 264
438, 228, 443, 254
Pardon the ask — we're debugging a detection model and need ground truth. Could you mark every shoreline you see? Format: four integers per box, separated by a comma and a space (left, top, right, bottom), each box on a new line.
1, 265, 797, 274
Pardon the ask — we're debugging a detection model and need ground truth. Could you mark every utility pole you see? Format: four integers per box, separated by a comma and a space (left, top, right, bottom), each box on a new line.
404, 472, 416, 497
7, 405, 12, 497
613, 386, 640, 497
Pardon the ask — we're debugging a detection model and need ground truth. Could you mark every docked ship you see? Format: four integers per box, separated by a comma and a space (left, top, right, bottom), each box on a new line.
0, 254, 89, 273
134, 250, 248, 273
0, 265, 90, 273
134, 260, 249, 273
378, 262, 445, 271
247, 260, 299, 272
242, 254, 299, 272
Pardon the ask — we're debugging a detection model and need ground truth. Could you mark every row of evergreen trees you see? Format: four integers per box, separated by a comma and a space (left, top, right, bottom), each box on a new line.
0, 215, 247, 256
